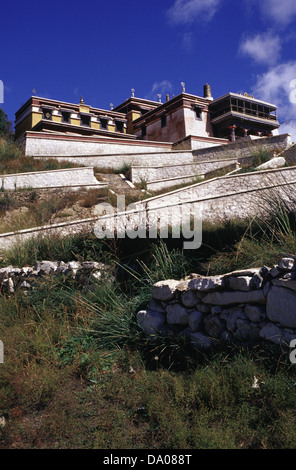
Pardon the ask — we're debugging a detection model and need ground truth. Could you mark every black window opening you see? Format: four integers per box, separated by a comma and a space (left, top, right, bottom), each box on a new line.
100, 118, 108, 130
81, 114, 91, 127
141, 125, 146, 137
195, 107, 202, 119
115, 121, 124, 132
62, 111, 70, 123
42, 108, 52, 120
161, 114, 167, 128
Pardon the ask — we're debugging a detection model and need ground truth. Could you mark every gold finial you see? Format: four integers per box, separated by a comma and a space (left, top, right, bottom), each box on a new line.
80, 95, 85, 104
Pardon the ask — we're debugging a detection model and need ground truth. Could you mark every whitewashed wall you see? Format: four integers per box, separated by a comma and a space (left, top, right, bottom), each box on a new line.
2, 165, 296, 251
33, 151, 194, 171
0, 167, 102, 191
25, 134, 172, 156
131, 158, 239, 184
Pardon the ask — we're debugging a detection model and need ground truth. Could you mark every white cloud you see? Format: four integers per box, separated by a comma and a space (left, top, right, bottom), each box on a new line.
182, 32, 194, 52
239, 32, 282, 65
146, 80, 174, 101
252, 61, 296, 122
260, 0, 296, 25
277, 120, 296, 142
167, 0, 221, 25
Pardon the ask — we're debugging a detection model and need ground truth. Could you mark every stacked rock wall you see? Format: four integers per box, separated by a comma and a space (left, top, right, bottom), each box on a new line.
137, 256, 296, 349
0, 260, 113, 292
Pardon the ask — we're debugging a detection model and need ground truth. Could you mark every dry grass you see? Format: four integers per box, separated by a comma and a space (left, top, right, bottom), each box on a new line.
0, 138, 77, 175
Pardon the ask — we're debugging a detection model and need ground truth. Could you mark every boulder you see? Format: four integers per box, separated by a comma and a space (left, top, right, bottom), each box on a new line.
166, 304, 189, 325
251, 273, 264, 289
278, 257, 296, 271
244, 304, 264, 322
227, 275, 252, 291
202, 289, 265, 305
181, 290, 199, 308
188, 275, 224, 291
266, 286, 296, 328
211, 305, 222, 314
270, 266, 281, 278
259, 322, 284, 344
152, 280, 179, 301
220, 307, 246, 331
195, 302, 211, 313
204, 315, 224, 338
235, 319, 261, 341
147, 299, 166, 313
38, 261, 59, 275
137, 310, 166, 336
188, 331, 213, 350
272, 278, 296, 293
188, 310, 203, 332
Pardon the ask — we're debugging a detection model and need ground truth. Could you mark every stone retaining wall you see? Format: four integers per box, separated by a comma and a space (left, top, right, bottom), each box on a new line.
0, 217, 97, 251
130, 157, 239, 184
137, 256, 296, 349
144, 163, 239, 192
193, 134, 292, 162
25, 132, 173, 156
172, 135, 229, 150
0, 167, 102, 191
2, 165, 296, 251
136, 165, 296, 210
0, 260, 113, 293
33, 151, 194, 171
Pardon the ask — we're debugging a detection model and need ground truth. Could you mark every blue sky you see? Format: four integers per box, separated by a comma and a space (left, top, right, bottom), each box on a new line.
1, 0, 296, 137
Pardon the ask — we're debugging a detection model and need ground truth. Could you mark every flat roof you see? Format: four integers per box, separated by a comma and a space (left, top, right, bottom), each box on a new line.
132, 92, 209, 126
113, 96, 161, 111
210, 92, 277, 109
15, 95, 127, 118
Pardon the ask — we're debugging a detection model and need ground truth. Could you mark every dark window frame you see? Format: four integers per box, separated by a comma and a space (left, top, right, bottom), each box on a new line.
194, 107, 202, 119
115, 120, 124, 133
161, 114, 167, 128
80, 113, 91, 127
42, 107, 53, 120
100, 118, 108, 130
61, 111, 71, 123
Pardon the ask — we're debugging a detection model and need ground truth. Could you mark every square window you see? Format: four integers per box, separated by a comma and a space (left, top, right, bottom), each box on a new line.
100, 119, 108, 130
81, 114, 90, 126
195, 107, 202, 119
62, 111, 70, 123
42, 108, 52, 120
115, 121, 124, 132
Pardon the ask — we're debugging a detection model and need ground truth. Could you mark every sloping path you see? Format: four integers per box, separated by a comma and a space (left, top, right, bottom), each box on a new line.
95, 173, 144, 201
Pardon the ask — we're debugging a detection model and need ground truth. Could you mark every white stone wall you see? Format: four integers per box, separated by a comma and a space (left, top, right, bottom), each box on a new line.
1, 170, 296, 251
33, 151, 194, 171
25, 134, 172, 156
0, 218, 97, 251
131, 158, 239, 184
136, 166, 296, 210
193, 134, 292, 162
0, 167, 102, 191
183, 107, 209, 138
145, 175, 202, 192
173, 135, 229, 150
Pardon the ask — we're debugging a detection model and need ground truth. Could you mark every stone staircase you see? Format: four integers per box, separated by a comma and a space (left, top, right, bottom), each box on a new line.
95, 172, 144, 202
